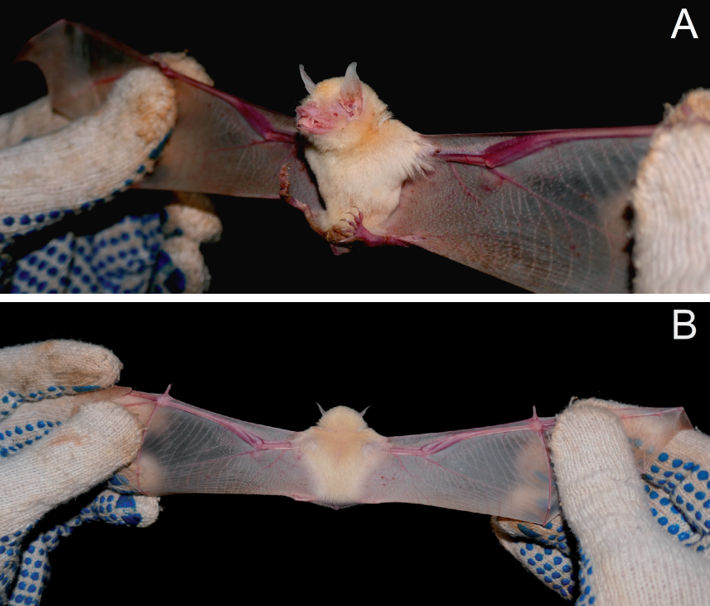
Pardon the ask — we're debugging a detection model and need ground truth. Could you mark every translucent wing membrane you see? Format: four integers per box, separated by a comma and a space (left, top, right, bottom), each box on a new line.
367, 417, 558, 522
122, 391, 314, 499
387, 130, 653, 293
18, 20, 150, 119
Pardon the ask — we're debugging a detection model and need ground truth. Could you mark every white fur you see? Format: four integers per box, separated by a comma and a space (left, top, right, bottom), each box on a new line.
295, 406, 387, 504
298, 74, 433, 236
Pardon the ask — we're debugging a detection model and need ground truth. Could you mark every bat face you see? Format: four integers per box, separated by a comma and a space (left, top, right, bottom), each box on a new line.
296, 63, 363, 137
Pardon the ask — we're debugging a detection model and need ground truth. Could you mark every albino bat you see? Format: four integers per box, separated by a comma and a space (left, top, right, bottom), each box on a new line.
16, 20, 656, 293
114, 389, 691, 524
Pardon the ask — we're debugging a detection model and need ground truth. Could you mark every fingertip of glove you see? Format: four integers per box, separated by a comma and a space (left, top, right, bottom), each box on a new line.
153, 52, 214, 87
11, 340, 122, 391
165, 196, 223, 243
555, 398, 625, 438
161, 236, 212, 293
663, 89, 710, 126
106, 67, 177, 147
551, 399, 632, 474
67, 340, 123, 387
133, 495, 161, 527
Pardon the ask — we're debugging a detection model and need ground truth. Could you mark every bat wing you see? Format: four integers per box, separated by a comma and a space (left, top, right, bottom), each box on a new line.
357, 405, 690, 523
381, 128, 654, 293
121, 391, 315, 500
366, 416, 559, 523
18, 20, 315, 201
119, 393, 690, 523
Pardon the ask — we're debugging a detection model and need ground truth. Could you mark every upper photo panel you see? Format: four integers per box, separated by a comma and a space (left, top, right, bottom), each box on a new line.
0, 6, 706, 293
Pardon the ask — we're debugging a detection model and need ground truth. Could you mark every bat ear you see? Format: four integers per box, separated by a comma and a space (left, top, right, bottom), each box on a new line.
339, 62, 362, 118
316, 402, 326, 416
299, 64, 316, 94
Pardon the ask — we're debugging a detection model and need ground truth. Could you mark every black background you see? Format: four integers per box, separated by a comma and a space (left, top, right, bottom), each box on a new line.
0, 302, 708, 604
1, 4, 710, 604
1, 3, 708, 292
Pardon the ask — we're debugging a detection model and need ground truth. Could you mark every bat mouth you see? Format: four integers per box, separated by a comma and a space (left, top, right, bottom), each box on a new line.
296, 103, 336, 134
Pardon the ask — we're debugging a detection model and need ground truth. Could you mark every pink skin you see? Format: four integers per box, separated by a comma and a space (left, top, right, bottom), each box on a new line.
295, 88, 362, 135
438, 126, 655, 169
337, 211, 410, 248
296, 102, 338, 135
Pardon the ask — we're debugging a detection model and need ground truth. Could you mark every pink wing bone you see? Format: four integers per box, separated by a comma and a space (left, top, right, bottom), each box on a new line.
116, 390, 691, 524
384, 127, 655, 293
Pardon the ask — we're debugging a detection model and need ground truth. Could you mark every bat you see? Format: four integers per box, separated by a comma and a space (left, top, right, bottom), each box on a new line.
15, 20, 657, 293
116, 389, 691, 524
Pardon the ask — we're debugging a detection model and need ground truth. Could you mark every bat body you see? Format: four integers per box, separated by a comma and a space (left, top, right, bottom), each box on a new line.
118, 390, 691, 524
296, 63, 433, 241
17, 21, 657, 292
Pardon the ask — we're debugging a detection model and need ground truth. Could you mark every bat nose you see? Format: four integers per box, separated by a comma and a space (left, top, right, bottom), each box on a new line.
296, 103, 334, 134
296, 103, 316, 120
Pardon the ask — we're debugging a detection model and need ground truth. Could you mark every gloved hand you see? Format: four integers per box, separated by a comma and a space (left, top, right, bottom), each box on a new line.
0, 340, 159, 605
633, 89, 710, 292
493, 399, 710, 604
0, 52, 221, 293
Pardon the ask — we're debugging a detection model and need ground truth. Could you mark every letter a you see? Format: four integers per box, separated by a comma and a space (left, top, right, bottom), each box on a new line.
672, 8, 699, 39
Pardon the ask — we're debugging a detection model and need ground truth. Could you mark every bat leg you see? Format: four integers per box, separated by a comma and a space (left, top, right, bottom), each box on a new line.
278, 163, 407, 252
279, 163, 328, 234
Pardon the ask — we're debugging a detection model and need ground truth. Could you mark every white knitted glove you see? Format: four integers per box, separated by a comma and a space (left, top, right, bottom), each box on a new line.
0, 340, 159, 605
633, 90, 710, 292
0, 53, 221, 293
493, 399, 710, 605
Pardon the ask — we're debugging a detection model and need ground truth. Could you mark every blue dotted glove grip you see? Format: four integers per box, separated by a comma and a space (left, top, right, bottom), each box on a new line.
509, 447, 710, 603
0, 491, 149, 605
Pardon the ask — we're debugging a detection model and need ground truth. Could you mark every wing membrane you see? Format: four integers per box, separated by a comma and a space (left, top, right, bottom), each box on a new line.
385, 129, 653, 293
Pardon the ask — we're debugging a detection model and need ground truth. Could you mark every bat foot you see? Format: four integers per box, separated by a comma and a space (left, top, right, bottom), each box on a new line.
280, 165, 406, 251
333, 211, 409, 249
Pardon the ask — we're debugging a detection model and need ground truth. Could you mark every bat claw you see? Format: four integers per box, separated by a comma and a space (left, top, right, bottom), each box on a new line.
330, 211, 409, 249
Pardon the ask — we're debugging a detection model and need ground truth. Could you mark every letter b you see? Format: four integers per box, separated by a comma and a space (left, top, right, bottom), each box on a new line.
673, 309, 696, 340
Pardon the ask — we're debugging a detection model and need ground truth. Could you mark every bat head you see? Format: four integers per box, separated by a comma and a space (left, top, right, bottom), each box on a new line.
317, 405, 368, 432
296, 63, 390, 151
